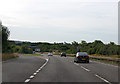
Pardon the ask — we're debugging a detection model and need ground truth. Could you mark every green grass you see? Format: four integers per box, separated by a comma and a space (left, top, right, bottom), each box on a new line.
89, 54, 120, 58
21, 54, 43, 56
90, 58, 119, 66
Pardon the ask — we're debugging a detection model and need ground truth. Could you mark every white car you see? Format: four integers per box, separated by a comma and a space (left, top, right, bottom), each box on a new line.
48, 52, 53, 56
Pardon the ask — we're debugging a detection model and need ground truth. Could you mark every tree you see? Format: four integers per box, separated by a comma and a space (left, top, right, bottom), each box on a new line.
87, 48, 95, 55
0, 21, 2, 53
1, 24, 10, 53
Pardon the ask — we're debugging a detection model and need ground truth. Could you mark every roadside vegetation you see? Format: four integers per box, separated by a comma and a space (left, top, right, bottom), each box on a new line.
1, 21, 36, 60
9, 40, 120, 57
90, 58, 119, 66
1, 23, 19, 61
21, 54, 43, 56
1, 21, 120, 61
2, 53, 18, 61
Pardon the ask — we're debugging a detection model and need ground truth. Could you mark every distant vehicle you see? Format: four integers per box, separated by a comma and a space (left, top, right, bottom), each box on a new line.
48, 52, 53, 56
41, 52, 44, 54
74, 52, 89, 63
33, 51, 36, 54
61, 52, 66, 57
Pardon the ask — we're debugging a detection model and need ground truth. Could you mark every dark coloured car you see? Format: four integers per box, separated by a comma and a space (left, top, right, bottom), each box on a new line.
61, 52, 66, 57
74, 52, 89, 63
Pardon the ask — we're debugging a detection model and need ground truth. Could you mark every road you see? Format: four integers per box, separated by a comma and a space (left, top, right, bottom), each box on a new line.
2, 54, 119, 84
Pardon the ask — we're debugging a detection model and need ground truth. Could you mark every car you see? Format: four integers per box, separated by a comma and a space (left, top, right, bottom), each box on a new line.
48, 52, 53, 56
61, 52, 66, 57
74, 52, 89, 63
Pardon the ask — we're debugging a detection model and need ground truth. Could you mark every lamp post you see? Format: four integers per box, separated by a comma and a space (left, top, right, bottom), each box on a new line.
77, 46, 81, 52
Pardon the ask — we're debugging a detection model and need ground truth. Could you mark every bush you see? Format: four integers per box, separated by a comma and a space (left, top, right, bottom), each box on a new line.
20, 46, 33, 54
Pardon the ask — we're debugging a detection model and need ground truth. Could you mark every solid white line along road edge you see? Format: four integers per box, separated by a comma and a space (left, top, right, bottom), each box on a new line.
95, 74, 112, 84
24, 58, 49, 83
81, 66, 90, 72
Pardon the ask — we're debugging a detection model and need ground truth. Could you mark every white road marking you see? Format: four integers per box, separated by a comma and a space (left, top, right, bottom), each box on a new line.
36, 70, 39, 73
33, 73, 37, 75
25, 79, 30, 82
24, 58, 49, 83
74, 63, 79, 65
46, 59, 49, 62
38, 69, 41, 71
30, 75, 34, 79
95, 74, 112, 84
39, 59, 48, 69
81, 66, 90, 72
40, 67, 43, 69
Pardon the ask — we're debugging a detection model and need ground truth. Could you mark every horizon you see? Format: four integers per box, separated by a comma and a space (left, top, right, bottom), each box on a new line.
9, 39, 118, 45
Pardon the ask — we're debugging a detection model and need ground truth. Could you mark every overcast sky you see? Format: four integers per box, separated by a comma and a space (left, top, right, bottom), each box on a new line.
0, 0, 118, 44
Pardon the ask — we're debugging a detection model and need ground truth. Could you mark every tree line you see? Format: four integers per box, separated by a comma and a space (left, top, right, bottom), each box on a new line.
8, 40, 120, 56
1, 23, 120, 56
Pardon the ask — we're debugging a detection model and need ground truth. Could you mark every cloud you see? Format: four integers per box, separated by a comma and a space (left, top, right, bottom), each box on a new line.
0, 0, 118, 44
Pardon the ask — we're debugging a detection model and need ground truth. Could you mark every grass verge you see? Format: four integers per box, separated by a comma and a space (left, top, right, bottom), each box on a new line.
2, 53, 19, 61
55, 53, 119, 66
90, 58, 119, 66
89, 54, 120, 58
21, 54, 43, 56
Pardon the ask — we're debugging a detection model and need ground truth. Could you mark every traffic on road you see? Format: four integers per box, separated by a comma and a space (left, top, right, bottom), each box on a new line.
2, 53, 119, 84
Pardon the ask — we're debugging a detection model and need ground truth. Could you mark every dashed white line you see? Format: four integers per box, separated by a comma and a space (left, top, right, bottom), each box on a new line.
33, 73, 37, 75
25, 79, 30, 82
95, 74, 112, 84
30, 75, 34, 79
81, 66, 90, 72
36, 70, 39, 73
38, 69, 41, 71
24, 58, 49, 83
74, 63, 79, 65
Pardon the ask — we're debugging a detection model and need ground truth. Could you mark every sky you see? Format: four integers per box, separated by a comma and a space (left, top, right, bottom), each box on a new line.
0, 0, 119, 44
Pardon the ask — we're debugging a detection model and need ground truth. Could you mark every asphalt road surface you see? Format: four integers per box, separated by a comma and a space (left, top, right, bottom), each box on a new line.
2, 54, 119, 84
2, 55, 46, 82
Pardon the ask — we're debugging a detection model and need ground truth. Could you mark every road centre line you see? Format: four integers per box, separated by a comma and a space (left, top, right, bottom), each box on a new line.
81, 66, 90, 72
72, 60, 111, 84
95, 74, 112, 84
74, 63, 79, 65
24, 58, 49, 83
